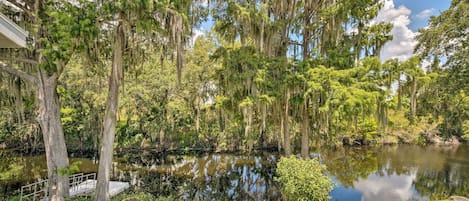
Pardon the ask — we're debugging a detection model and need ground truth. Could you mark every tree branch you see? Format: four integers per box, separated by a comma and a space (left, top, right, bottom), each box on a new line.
0, 61, 36, 84
0, 57, 39, 65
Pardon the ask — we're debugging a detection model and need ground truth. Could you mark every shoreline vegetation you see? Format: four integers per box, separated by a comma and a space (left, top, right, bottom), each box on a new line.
1, 132, 464, 157
1, 113, 466, 156
2, 110, 465, 155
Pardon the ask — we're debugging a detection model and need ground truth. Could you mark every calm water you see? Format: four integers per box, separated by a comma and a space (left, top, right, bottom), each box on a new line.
1, 145, 468, 201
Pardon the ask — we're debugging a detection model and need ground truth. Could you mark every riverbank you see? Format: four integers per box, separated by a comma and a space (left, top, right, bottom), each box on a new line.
2, 131, 466, 158
342, 125, 464, 146
450, 196, 469, 201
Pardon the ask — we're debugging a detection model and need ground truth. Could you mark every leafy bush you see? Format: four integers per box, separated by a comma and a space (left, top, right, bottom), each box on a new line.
359, 118, 378, 141
113, 192, 156, 201
275, 156, 333, 201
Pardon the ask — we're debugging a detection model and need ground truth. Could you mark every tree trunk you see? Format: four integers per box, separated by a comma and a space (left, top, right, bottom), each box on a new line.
283, 88, 291, 156
397, 79, 402, 110
301, 2, 311, 158
302, 0, 311, 60
216, 108, 225, 151
278, 108, 283, 152
301, 99, 309, 159
159, 129, 165, 148
243, 106, 253, 152
95, 22, 124, 201
195, 97, 200, 135
259, 0, 266, 53
36, 71, 70, 201
218, 109, 225, 132
260, 104, 267, 148
13, 77, 25, 124
410, 78, 418, 123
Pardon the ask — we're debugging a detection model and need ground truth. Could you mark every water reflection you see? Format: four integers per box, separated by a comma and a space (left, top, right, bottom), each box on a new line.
0, 151, 98, 197
353, 171, 420, 201
114, 153, 281, 201
323, 145, 469, 201
1, 145, 469, 201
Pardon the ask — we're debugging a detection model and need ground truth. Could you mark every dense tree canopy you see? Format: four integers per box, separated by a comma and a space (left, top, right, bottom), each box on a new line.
1, 0, 467, 153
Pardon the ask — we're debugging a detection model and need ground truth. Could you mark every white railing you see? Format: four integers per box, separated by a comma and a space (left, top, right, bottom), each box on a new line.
69, 173, 97, 197
20, 173, 97, 201
20, 179, 48, 201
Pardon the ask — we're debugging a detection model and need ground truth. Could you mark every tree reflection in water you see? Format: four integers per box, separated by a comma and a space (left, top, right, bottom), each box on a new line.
111, 152, 281, 201
1, 145, 468, 200
323, 145, 469, 201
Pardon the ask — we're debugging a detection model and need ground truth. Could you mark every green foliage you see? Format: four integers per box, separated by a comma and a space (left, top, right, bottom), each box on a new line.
0, 161, 23, 181
57, 161, 82, 176
1, 0, 467, 156
462, 120, 469, 141
359, 118, 378, 141
239, 97, 254, 108
414, 135, 427, 146
5, 195, 21, 201
112, 192, 159, 201
275, 156, 333, 201
416, 0, 469, 138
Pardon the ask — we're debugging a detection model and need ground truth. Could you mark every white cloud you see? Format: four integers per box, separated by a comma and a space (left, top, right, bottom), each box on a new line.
353, 171, 418, 201
189, 29, 204, 48
421, 58, 432, 72
415, 9, 434, 20
375, 0, 418, 61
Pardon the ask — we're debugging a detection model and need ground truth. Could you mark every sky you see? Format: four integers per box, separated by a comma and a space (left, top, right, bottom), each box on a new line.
377, 0, 451, 61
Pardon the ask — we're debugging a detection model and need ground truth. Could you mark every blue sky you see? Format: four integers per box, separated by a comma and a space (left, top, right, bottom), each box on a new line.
395, 0, 451, 31
375, 0, 452, 61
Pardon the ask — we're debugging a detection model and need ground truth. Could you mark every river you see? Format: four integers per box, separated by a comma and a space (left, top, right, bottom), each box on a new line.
1, 144, 468, 201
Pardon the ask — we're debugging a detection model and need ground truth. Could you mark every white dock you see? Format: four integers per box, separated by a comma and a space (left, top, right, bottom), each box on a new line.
69, 180, 130, 197
20, 173, 130, 201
